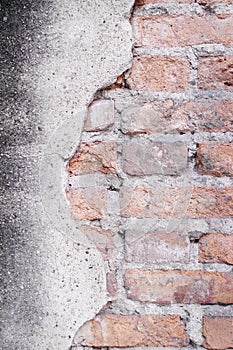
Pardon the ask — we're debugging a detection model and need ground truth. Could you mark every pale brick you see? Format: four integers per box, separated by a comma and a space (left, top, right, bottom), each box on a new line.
121, 101, 189, 135
198, 56, 233, 91
67, 141, 117, 175
133, 15, 233, 47
120, 186, 233, 219
84, 100, 114, 132
121, 100, 233, 134
196, 143, 233, 177
203, 317, 233, 350
125, 269, 233, 304
75, 314, 189, 347
199, 233, 233, 264
122, 140, 187, 175
127, 57, 189, 92
125, 230, 190, 263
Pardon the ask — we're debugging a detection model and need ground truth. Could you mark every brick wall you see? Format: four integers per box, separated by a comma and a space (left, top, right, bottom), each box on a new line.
67, 0, 233, 348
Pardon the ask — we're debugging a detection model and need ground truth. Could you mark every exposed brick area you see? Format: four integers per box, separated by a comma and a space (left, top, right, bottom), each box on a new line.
67, 141, 117, 175
127, 57, 189, 92
133, 15, 233, 48
125, 269, 233, 304
76, 314, 189, 347
125, 230, 190, 263
198, 57, 233, 91
196, 143, 233, 177
68, 0, 233, 348
66, 188, 108, 220
84, 100, 114, 132
120, 187, 233, 218
199, 233, 233, 264
203, 317, 233, 349
121, 100, 233, 134
122, 140, 187, 175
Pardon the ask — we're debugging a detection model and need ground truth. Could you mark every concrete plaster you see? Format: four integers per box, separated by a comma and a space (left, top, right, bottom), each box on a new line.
0, 0, 134, 349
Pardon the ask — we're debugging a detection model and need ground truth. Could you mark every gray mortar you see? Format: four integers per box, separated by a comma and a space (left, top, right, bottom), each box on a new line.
0, 0, 134, 349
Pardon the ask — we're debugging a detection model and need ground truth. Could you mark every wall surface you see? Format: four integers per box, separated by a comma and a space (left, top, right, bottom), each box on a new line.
1, 0, 233, 350
66, 1, 233, 349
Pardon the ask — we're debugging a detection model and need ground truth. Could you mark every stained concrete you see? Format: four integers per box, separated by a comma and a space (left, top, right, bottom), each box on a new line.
0, 1, 134, 349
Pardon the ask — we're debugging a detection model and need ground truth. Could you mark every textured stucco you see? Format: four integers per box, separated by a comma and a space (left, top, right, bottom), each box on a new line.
0, 1, 134, 349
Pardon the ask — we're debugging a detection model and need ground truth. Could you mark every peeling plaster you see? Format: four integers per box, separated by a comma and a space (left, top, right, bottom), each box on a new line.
0, 1, 134, 349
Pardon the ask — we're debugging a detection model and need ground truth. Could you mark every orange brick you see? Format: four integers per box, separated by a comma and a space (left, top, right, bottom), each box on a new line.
127, 57, 189, 92
203, 317, 233, 350
75, 314, 189, 347
120, 186, 233, 218
198, 56, 233, 91
133, 15, 233, 47
67, 141, 117, 175
199, 233, 233, 264
197, 143, 233, 177
66, 187, 108, 220
125, 269, 233, 304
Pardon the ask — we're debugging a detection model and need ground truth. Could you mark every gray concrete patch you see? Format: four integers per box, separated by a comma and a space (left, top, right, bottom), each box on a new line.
0, 0, 134, 349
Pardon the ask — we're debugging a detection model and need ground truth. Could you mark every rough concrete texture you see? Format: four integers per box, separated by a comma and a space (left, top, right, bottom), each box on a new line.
0, 0, 134, 349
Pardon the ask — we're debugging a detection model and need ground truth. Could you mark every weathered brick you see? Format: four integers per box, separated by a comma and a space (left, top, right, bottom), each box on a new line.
120, 186, 233, 218
121, 100, 189, 135
198, 0, 233, 4
66, 187, 108, 220
82, 226, 117, 295
75, 314, 189, 347
67, 141, 117, 175
136, 0, 193, 4
173, 100, 233, 133
84, 100, 114, 132
121, 100, 233, 135
133, 15, 233, 48
196, 143, 233, 177
127, 57, 189, 92
122, 140, 187, 175
198, 57, 233, 91
203, 317, 233, 350
125, 230, 190, 263
125, 269, 233, 304
199, 233, 233, 264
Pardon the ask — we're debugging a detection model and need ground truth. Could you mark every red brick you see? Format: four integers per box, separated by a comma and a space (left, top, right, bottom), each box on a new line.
84, 100, 114, 132
203, 317, 233, 350
199, 233, 233, 264
120, 186, 233, 218
125, 230, 190, 263
75, 314, 189, 347
173, 100, 233, 133
66, 187, 108, 220
121, 100, 233, 135
196, 143, 233, 177
122, 140, 187, 175
198, 57, 233, 91
133, 15, 233, 48
125, 269, 233, 304
127, 57, 189, 92
67, 141, 117, 175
